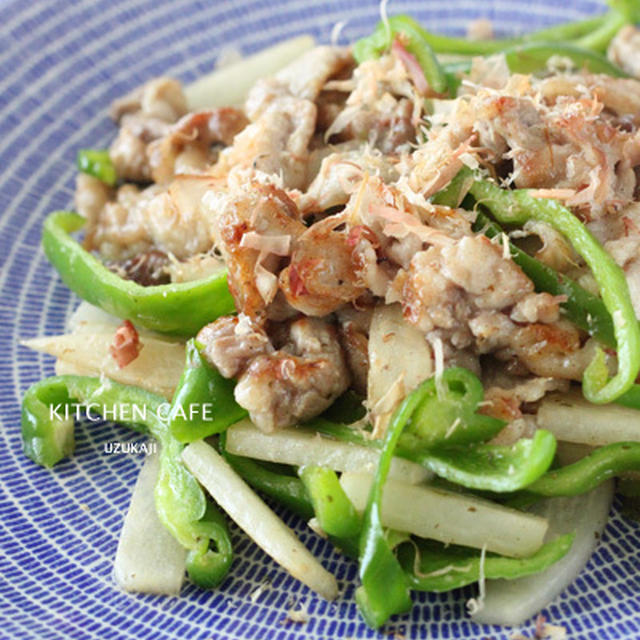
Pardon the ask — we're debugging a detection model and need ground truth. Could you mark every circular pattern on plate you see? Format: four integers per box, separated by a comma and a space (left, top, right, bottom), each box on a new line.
0, 0, 638, 638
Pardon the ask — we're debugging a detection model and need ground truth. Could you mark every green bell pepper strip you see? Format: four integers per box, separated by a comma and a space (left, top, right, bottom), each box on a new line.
42, 211, 235, 336
608, 0, 640, 21
299, 466, 362, 559
356, 387, 423, 628
397, 533, 574, 592
431, 166, 475, 208
398, 367, 505, 452
312, 416, 556, 492
501, 41, 627, 77
219, 436, 314, 520
617, 384, 640, 410
21, 375, 233, 587
620, 495, 640, 523
184, 501, 234, 588
404, 430, 557, 493
169, 339, 247, 442
435, 167, 618, 347
524, 442, 640, 498
220, 438, 364, 556
520, 14, 608, 45
356, 12, 609, 58
320, 389, 366, 424
443, 42, 627, 95
474, 210, 617, 348
353, 16, 448, 94
299, 466, 361, 539
618, 474, 640, 498
469, 181, 640, 405
574, 8, 627, 53
22, 376, 79, 468
77, 149, 117, 186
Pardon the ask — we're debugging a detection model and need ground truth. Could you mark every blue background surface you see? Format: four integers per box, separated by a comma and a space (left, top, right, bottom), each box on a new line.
0, 1, 639, 638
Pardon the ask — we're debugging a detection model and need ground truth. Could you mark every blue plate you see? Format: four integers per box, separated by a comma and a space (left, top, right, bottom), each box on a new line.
1, 0, 639, 638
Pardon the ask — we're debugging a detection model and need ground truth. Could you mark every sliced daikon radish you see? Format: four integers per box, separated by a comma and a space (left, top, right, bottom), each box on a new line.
68, 301, 122, 333
554, 441, 594, 466
182, 440, 338, 600
367, 303, 433, 437
185, 35, 315, 109
22, 331, 185, 400
54, 358, 99, 378
472, 481, 614, 626
67, 301, 185, 342
538, 393, 640, 446
225, 419, 430, 484
114, 452, 186, 594
340, 472, 548, 558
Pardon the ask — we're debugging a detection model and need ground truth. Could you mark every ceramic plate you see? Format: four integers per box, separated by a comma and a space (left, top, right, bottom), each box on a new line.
1, 1, 639, 638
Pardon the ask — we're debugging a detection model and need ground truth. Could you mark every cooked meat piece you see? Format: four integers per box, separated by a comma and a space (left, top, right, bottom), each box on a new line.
219, 47, 352, 190
245, 46, 352, 119
214, 182, 306, 318
471, 311, 600, 382
510, 292, 562, 324
86, 174, 221, 262
398, 233, 578, 378
84, 183, 162, 260
608, 25, 640, 79
199, 314, 350, 431
315, 89, 348, 134
109, 77, 187, 123
300, 147, 399, 214
108, 249, 170, 287
233, 317, 350, 432
110, 121, 162, 183
279, 214, 367, 316
466, 18, 494, 41
481, 376, 569, 423
335, 96, 416, 153
75, 173, 113, 228
325, 54, 420, 154
336, 306, 372, 395
506, 322, 596, 380
144, 174, 223, 259
198, 315, 274, 378
399, 250, 472, 347
441, 236, 533, 309
468, 311, 517, 353
148, 108, 248, 183
165, 253, 226, 283
215, 97, 317, 190
108, 77, 187, 182
400, 235, 533, 343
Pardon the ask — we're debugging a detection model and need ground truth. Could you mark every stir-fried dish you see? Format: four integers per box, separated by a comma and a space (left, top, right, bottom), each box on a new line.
20, 1, 640, 631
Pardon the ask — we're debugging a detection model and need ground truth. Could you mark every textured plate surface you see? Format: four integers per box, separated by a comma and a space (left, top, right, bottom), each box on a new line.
1, 0, 639, 638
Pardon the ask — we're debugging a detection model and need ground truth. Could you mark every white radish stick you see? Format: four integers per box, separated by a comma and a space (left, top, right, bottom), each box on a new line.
114, 452, 187, 595
22, 331, 185, 400
185, 35, 315, 109
340, 472, 548, 558
225, 419, 430, 484
367, 303, 433, 438
537, 393, 640, 446
472, 481, 614, 626
182, 440, 338, 601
